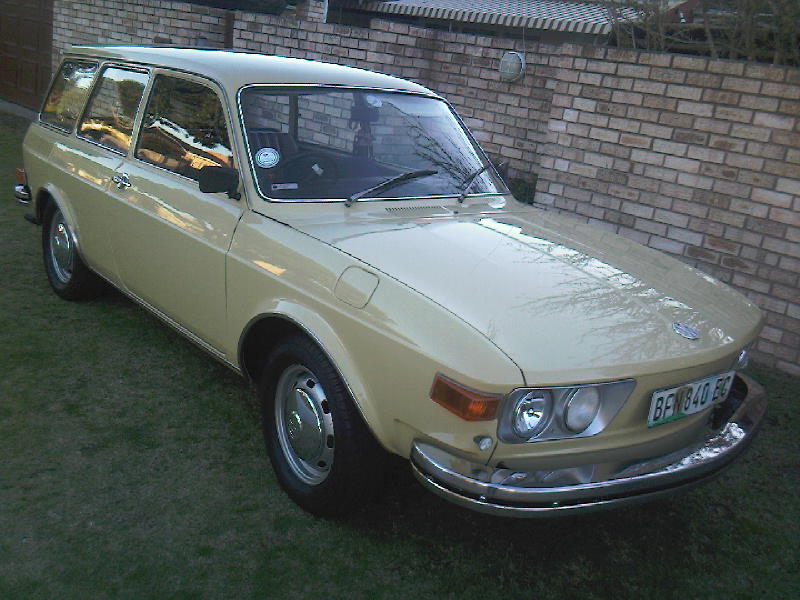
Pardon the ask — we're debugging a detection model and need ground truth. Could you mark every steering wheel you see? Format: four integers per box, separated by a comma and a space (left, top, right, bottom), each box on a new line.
279, 152, 339, 183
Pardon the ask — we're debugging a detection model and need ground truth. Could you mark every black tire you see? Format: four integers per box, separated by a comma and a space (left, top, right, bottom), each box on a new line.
42, 201, 104, 301
259, 333, 387, 516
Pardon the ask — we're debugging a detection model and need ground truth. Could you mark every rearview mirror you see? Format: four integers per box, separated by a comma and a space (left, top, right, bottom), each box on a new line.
198, 166, 241, 200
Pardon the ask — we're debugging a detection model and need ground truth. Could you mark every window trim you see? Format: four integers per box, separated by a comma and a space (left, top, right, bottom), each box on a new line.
75, 64, 152, 157
236, 83, 507, 204
131, 68, 239, 189
38, 59, 100, 135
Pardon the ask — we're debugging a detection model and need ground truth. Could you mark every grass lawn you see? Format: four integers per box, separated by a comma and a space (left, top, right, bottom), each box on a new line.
1, 109, 798, 599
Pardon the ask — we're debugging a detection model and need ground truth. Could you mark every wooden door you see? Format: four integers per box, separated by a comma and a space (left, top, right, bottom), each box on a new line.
0, 0, 53, 110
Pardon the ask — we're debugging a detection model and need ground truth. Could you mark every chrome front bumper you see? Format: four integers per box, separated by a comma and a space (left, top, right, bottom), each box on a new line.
411, 374, 766, 517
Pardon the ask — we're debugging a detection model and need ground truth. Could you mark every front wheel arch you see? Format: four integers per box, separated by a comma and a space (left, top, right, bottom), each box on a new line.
238, 314, 306, 387
259, 332, 389, 515
237, 311, 391, 448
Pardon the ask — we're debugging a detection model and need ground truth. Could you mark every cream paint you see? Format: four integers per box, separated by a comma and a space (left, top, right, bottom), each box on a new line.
106, 157, 244, 351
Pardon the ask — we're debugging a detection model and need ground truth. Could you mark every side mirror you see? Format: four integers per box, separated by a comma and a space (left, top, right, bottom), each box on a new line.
198, 166, 241, 200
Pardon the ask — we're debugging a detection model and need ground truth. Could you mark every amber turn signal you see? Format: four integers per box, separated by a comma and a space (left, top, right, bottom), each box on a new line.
15, 167, 27, 185
430, 374, 501, 421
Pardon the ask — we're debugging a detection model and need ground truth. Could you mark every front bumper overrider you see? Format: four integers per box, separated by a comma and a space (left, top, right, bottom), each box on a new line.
411, 374, 766, 517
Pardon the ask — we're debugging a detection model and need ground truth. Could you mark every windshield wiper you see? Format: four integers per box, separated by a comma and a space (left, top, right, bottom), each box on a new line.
345, 169, 438, 207
456, 163, 492, 204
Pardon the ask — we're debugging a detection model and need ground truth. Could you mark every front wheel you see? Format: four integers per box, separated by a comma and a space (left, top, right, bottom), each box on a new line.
260, 334, 387, 516
41, 202, 104, 301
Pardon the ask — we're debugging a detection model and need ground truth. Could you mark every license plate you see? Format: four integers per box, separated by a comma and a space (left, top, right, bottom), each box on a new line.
648, 370, 736, 427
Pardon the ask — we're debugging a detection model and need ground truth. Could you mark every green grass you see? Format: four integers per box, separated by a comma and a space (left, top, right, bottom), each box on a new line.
1, 109, 798, 599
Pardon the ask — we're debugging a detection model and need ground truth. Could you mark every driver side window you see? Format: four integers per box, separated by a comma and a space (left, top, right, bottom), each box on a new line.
135, 75, 233, 181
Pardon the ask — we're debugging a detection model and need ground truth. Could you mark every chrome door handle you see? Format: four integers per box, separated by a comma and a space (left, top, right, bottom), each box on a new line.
111, 172, 131, 190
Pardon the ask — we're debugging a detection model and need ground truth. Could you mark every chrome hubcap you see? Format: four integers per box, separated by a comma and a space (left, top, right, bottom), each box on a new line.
275, 365, 334, 485
49, 210, 74, 284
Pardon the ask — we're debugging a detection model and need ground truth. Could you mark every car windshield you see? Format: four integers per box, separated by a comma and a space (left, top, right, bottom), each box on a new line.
239, 87, 507, 202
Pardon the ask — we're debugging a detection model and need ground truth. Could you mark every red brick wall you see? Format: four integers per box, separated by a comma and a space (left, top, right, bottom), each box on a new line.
536, 49, 800, 373
52, 0, 800, 374
52, 0, 229, 69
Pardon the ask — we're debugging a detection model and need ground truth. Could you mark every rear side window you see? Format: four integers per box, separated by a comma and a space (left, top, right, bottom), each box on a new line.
41, 61, 98, 132
135, 75, 233, 181
78, 67, 150, 154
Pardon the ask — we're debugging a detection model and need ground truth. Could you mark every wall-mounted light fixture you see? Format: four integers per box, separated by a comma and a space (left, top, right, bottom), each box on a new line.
499, 51, 526, 82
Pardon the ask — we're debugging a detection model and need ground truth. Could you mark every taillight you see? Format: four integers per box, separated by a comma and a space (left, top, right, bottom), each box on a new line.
430, 374, 501, 421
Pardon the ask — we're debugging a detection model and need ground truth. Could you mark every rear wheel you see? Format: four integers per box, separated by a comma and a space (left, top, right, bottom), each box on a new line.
260, 334, 387, 516
42, 202, 104, 301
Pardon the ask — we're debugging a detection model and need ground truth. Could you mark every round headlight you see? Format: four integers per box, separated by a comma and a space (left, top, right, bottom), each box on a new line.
563, 387, 601, 433
512, 392, 550, 439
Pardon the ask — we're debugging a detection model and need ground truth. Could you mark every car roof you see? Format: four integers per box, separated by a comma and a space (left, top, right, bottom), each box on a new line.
65, 45, 436, 97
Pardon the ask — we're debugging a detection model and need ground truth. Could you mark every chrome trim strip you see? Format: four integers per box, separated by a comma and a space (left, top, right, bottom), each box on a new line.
411, 374, 766, 517
92, 269, 241, 376
74, 134, 128, 157
133, 294, 241, 374
37, 120, 75, 137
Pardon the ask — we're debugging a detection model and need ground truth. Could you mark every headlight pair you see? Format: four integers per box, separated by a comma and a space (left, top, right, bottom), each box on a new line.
510, 389, 600, 438
499, 380, 636, 443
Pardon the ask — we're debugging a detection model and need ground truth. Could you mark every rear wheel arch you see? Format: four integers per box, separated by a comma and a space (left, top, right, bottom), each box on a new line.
41, 201, 104, 300
35, 188, 54, 223
35, 188, 82, 253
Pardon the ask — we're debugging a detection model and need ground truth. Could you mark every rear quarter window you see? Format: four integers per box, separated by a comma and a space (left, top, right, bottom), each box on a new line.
40, 60, 99, 132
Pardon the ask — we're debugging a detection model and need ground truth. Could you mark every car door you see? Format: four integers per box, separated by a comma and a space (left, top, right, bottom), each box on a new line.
106, 71, 244, 352
42, 60, 139, 284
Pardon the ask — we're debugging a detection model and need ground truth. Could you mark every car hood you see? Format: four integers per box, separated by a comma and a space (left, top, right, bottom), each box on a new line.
288, 205, 762, 383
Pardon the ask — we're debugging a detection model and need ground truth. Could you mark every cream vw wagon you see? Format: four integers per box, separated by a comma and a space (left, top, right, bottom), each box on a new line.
16, 46, 766, 517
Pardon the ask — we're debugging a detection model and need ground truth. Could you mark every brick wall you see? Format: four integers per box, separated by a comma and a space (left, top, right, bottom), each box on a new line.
52, 0, 800, 374
536, 50, 800, 374
52, 0, 230, 69
294, 0, 327, 23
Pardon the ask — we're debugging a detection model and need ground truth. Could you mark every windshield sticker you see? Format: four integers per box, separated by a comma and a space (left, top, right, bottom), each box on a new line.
271, 183, 299, 191
255, 147, 281, 169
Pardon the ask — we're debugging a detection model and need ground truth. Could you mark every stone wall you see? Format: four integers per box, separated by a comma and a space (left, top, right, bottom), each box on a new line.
52, 0, 800, 374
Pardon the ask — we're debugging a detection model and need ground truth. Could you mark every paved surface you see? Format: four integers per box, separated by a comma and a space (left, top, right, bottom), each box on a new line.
0, 99, 36, 120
